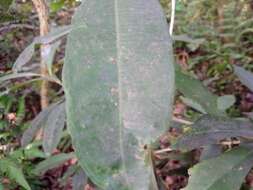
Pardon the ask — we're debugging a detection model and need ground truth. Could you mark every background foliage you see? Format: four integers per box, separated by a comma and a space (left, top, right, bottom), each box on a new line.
1, 0, 253, 189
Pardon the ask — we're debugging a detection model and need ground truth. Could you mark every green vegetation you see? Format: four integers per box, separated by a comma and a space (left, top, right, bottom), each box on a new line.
1, 0, 253, 189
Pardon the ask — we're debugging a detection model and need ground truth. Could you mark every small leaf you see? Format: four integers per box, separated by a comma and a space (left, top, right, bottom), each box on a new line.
60, 164, 79, 186
180, 96, 207, 114
200, 144, 222, 161
0, 72, 40, 83
173, 35, 205, 45
43, 102, 66, 155
0, 72, 61, 85
234, 65, 253, 92
21, 100, 63, 147
50, 0, 65, 12
72, 168, 87, 190
175, 115, 253, 150
175, 66, 222, 116
44, 40, 61, 75
184, 147, 253, 190
12, 25, 77, 73
33, 153, 75, 175
12, 42, 35, 72
217, 95, 235, 111
34, 25, 75, 44
0, 158, 31, 190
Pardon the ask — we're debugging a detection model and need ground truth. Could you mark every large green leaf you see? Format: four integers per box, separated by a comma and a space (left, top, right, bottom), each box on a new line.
63, 0, 174, 189
184, 147, 253, 190
175, 115, 253, 150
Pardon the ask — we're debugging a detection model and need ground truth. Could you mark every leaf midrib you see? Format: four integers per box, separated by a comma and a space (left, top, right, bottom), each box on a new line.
114, 0, 129, 187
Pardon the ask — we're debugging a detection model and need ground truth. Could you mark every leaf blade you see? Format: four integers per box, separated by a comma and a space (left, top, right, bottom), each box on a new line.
184, 147, 253, 190
234, 65, 253, 92
33, 153, 75, 175
175, 115, 253, 150
63, 0, 174, 189
43, 102, 66, 155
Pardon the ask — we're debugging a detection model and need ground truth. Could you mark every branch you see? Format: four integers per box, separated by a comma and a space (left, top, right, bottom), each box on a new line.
31, 0, 50, 109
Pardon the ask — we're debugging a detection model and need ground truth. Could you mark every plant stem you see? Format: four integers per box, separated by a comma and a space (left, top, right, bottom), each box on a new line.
31, 0, 50, 109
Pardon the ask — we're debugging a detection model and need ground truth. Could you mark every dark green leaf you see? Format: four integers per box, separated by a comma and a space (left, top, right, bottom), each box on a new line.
184, 147, 253, 190
175, 66, 223, 116
72, 168, 87, 190
0, 158, 31, 190
234, 65, 253, 92
33, 153, 75, 175
175, 115, 253, 150
43, 102, 66, 155
12, 25, 76, 72
21, 100, 63, 147
63, 0, 175, 189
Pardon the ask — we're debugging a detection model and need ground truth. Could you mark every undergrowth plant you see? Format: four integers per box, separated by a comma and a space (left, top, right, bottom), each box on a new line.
1, 0, 253, 190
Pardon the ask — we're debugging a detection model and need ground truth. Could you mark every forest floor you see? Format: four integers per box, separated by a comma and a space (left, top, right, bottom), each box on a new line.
1, 1, 253, 190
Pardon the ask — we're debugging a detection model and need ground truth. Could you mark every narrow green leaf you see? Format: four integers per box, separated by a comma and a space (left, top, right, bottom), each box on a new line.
175, 66, 222, 116
63, 0, 174, 189
72, 168, 87, 190
0, 72, 62, 85
217, 95, 235, 111
0, 72, 40, 82
45, 40, 61, 75
184, 147, 253, 190
43, 102, 66, 155
0, 158, 31, 190
34, 25, 74, 44
234, 65, 253, 92
12, 25, 76, 73
33, 153, 75, 175
180, 96, 207, 114
21, 100, 63, 147
12, 42, 35, 72
175, 115, 253, 150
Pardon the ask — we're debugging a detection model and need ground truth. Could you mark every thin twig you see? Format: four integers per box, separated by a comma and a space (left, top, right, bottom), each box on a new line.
0, 24, 37, 33
169, 0, 176, 35
31, 0, 50, 109
172, 116, 193, 125
154, 147, 173, 154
